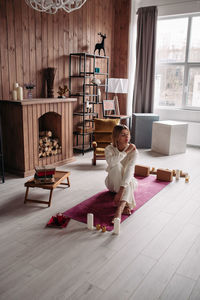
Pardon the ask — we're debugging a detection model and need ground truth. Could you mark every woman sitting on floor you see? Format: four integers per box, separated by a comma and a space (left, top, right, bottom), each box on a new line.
105, 124, 138, 222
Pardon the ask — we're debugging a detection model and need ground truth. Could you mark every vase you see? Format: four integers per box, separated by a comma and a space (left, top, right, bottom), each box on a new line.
27, 89, 33, 99
45, 67, 57, 98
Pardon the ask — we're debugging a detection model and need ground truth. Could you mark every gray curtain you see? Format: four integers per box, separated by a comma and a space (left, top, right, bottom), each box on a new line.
133, 6, 158, 113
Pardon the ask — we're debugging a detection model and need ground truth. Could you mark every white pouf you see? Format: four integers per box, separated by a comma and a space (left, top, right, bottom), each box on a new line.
151, 120, 188, 155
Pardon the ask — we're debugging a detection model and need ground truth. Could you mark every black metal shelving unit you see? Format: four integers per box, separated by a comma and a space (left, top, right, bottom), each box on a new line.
69, 53, 109, 154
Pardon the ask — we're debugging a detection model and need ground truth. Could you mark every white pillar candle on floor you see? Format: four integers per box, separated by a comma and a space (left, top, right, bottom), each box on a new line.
13, 82, 19, 90
176, 169, 180, 180
17, 86, 23, 100
113, 218, 120, 235
12, 90, 17, 100
87, 213, 94, 230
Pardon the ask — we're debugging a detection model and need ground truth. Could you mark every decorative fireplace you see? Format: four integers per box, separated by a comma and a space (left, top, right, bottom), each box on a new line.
0, 98, 77, 177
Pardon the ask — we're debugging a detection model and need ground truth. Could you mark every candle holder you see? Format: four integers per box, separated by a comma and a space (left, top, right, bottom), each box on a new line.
24, 83, 35, 99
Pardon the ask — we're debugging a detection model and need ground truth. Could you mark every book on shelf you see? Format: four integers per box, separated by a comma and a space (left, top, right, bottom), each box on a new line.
34, 165, 56, 184
34, 173, 54, 179
36, 170, 55, 177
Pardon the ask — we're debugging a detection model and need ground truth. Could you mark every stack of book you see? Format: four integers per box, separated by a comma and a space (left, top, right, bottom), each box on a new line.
34, 166, 56, 184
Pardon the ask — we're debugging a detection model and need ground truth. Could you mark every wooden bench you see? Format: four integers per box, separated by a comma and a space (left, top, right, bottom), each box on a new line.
24, 171, 70, 207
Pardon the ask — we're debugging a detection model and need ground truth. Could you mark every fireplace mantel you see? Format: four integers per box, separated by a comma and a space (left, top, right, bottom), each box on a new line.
0, 98, 77, 177
5, 98, 76, 105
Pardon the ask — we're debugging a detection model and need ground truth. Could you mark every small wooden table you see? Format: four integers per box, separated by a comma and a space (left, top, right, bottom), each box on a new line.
24, 171, 70, 207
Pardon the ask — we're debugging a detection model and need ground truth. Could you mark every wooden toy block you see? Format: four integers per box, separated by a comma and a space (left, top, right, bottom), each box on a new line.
172, 170, 188, 178
156, 168, 173, 182
180, 171, 188, 178
176, 169, 180, 180
134, 165, 150, 177
185, 176, 190, 183
150, 167, 157, 175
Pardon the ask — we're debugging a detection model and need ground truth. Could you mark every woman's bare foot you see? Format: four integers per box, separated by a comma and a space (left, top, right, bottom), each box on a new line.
122, 206, 131, 215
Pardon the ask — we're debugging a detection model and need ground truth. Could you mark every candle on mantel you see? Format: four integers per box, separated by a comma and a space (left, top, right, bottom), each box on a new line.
113, 218, 120, 235
13, 82, 19, 90
17, 86, 23, 101
87, 213, 94, 230
12, 90, 17, 101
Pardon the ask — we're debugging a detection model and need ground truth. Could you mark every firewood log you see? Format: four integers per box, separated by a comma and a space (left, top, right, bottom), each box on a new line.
47, 131, 52, 137
38, 133, 61, 158
42, 137, 48, 143
52, 139, 58, 146
39, 130, 52, 137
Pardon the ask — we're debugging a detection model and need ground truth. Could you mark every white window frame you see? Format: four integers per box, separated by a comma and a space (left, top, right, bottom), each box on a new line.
155, 13, 200, 111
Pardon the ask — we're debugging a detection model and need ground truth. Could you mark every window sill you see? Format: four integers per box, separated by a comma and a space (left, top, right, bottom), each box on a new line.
154, 107, 200, 123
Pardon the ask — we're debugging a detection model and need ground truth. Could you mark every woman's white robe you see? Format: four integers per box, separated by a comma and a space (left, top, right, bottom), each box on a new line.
104, 144, 138, 209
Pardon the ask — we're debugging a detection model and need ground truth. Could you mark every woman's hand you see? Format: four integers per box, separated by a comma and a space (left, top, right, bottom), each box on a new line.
125, 143, 136, 154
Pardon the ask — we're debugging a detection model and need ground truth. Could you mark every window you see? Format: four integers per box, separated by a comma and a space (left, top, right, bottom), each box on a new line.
155, 15, 200, 109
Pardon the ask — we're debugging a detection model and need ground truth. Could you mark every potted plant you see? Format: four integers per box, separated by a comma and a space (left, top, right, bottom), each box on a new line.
24, 83, 35, 99
57, 85, 69, 98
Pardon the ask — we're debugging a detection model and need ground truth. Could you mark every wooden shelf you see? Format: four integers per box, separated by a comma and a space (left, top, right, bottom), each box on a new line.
69, 52, 109, 154
70, 53, 109, 59
73, 112, 98, 117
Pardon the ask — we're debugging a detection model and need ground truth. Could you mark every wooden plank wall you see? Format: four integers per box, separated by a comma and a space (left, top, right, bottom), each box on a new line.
0, 0, 131, 111
112, 0, 131, 115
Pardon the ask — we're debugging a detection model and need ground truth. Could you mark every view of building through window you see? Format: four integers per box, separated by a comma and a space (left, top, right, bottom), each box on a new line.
155, 15, 200, 109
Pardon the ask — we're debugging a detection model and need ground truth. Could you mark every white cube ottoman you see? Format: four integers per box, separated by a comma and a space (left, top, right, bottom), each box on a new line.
151, 120, 188, 155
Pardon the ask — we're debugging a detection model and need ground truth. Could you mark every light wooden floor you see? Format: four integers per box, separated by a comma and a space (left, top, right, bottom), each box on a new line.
1, 146, 200, 300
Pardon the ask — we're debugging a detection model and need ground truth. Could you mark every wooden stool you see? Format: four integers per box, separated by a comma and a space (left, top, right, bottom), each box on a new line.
24, 171, 70, 207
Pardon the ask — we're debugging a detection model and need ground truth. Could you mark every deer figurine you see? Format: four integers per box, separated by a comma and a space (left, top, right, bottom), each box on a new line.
94, 33, 106, 56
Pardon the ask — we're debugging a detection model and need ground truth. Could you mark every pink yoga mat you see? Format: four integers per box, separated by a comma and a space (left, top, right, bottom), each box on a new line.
62, 175, 170, 231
